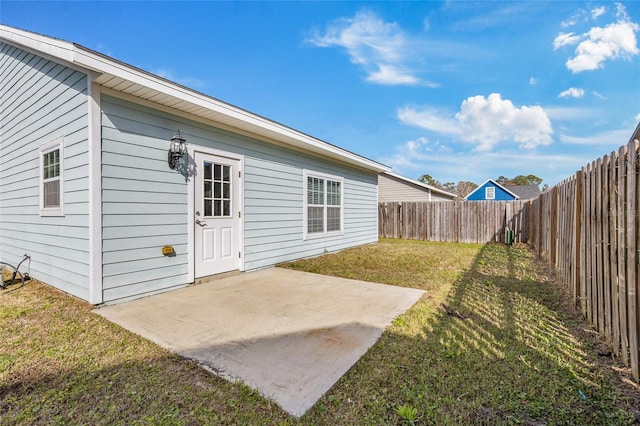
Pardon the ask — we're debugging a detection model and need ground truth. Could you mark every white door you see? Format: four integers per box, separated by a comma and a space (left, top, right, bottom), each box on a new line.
194, 152, 241, 277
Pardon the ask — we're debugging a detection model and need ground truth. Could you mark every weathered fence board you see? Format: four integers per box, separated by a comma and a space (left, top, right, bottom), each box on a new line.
626, 139, 638, 380
378, 201, 529, 244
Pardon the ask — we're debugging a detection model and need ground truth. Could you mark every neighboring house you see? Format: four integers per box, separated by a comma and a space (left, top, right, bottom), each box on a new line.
378, 172, 456, 202
505, 184, 540, 200
465, 179, 520, 201
0, 26, 390, 304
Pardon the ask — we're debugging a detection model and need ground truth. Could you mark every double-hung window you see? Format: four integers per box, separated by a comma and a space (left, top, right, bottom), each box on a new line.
485, 186, 495, 200
304, 171, 343, 239
40, 137, 64, 216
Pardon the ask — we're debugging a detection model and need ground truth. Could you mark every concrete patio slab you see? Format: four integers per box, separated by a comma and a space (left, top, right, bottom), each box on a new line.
94, 268, 424, 417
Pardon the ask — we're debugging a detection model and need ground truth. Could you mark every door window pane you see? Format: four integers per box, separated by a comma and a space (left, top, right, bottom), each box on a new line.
203, 161, 233, 218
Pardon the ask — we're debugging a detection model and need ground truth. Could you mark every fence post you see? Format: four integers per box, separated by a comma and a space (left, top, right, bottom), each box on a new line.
626, 139, 638, 381
574, 170, 583, 308
550, 187, 558, 267
617, 144, 629, 366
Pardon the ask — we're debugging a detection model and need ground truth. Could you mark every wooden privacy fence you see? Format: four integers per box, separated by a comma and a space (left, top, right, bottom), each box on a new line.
529, 138, 639, 381
378, 200, 529, 244
377, 139, 639, 381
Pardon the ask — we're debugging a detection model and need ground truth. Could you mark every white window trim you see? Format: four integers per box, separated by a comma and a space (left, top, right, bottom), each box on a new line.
485, 186, 495, 200
303, 170, 344, 240
39, 136, 64, 217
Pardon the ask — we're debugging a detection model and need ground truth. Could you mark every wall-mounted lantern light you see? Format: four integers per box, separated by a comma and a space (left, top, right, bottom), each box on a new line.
168, 130, 186, 170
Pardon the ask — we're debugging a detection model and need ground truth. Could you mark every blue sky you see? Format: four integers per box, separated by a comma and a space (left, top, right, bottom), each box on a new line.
2, 1, 639, 186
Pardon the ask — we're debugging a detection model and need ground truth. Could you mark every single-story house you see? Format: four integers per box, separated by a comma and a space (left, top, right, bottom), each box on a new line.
504, 184, 540, 200
0, 25, 390, 304
465, 179, 520, 201
378, 172, 456, 202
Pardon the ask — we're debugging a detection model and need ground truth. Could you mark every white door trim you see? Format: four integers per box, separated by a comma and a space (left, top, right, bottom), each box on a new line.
188, 145, 244, 282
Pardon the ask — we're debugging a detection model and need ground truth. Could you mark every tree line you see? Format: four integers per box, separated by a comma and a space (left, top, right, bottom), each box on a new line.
417, 174, 546, 198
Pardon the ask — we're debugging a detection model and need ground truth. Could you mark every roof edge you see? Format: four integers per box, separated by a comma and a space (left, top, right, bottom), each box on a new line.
384, 172, 458, 198
464, 178, 520, 200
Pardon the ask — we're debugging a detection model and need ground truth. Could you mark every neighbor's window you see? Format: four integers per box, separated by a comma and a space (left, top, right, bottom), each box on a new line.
40, 137, 64, 216
485, 186, 495, 200
303, 171, 343, 238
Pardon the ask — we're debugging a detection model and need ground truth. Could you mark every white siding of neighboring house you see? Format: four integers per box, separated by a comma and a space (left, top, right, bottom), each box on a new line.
101, 95, 379, 303
0, 43, 91, 300
378, 173, 454, 202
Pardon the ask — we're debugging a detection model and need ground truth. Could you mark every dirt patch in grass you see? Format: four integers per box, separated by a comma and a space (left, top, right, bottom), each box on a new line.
2, 239, 639, 424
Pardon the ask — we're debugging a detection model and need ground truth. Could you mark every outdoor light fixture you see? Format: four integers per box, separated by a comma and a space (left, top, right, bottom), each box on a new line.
168, 130, 186, 170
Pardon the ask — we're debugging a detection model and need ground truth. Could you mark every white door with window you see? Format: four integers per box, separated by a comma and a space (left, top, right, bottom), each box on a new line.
194, 152, 241, 277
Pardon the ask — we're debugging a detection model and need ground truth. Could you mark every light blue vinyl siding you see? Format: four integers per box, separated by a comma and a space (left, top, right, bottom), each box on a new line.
101, 100, 189, 302
0, 43, 90, 299
101, 95, 378, 301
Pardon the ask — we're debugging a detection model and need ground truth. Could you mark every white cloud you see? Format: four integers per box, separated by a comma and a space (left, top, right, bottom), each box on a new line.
381, 138, 478, 178
398, 93, 553, 152
553, 32, 581, 50
635, 112, 640, 123
456, 94, 553, 151
561, 10, 584, 29
558, 87, 585, 98
591, 6, 606, 20
367, 64, 421, 85
560, 129, 631, 145
380, 139, 586, 186
544, 106, 599, 121
153, 69, 205, 89
306, 10, 424, 86
397, 107, 460, 136
558, 5, 640, 73
529, 76, 537, 86
592, 91, 607, 100
96, 43, 113, 57
616, 2, 631, 21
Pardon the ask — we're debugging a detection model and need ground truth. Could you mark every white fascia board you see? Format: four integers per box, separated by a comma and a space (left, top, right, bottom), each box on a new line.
0, 25, 74, 63
464, 179, 491, 200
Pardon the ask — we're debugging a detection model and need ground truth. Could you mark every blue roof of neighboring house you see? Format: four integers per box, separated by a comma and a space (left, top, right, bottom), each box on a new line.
465, 179, 519, 201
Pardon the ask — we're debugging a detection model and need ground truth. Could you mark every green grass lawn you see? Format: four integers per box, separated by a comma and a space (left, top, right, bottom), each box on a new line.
2, 239, 639, 425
